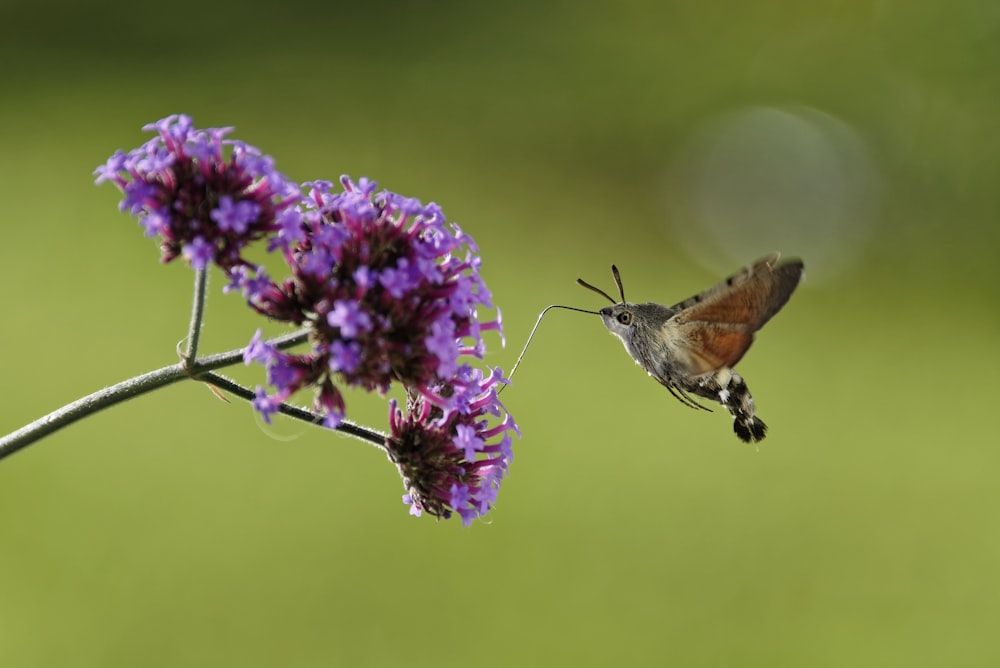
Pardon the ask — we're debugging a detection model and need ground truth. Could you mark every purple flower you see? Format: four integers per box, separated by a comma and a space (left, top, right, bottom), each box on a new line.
402, 493, 423, 517
378, 263, 416, 299
252, 387, 282, 425
94, 150, 128, 184
326, 299, 373, 338
225, 265, 273, 301
97, 116, 519, 524
266, 352, 312, 392
243, 329, 275, 366
211, 195, 261, 234
138, 208, 169, 238
316, 379, 346, 428
328, 340, 362, 374
425, 320, 459, 378
183, 237, 218, 270
268, 208, 306, 251
95, 114, 300, 271
386, 366, 519, 525
453, 423, 483, 461
243, 175, 503, 428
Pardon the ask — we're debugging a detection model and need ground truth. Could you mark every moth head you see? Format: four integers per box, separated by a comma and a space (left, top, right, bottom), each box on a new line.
600, 303, 635, 338
577, 265, 636, 339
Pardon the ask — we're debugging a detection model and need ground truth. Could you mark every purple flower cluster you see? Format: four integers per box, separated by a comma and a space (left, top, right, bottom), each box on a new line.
97, 115, 518, 525
388, 367, 518, 526
94, 114, 300, 270
231, 176, 503, 428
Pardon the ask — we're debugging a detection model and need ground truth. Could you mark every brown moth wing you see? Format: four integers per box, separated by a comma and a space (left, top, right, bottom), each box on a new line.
661, 322, 754, 377
661, 254, 804, 375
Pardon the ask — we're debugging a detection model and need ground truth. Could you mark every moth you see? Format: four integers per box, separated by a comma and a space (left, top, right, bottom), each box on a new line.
578, 253, 803, 442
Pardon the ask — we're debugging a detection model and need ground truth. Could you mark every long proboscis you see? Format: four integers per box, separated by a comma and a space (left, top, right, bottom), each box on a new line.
499, 304, 600, 394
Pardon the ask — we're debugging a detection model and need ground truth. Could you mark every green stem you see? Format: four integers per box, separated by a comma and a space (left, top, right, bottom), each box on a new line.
1, 363, 194, 460
200, 372, 387, 450
183, 268, 209, 364
0, 329, 385, 462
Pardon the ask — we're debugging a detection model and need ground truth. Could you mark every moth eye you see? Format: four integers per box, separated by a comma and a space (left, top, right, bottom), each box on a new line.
618, 312, 633, 326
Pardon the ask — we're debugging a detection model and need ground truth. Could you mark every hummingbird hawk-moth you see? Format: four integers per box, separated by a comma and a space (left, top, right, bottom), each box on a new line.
577, 253, 803, 443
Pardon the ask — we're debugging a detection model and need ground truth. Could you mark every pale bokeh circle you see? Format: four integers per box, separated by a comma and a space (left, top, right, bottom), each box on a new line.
664, 106, 880, 284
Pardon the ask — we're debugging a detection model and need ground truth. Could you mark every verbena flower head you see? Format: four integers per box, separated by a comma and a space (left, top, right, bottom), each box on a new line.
94, 114, 300, 270
234, 176, 503, 427
388, 366, 519, 526
93, 115, 520, 525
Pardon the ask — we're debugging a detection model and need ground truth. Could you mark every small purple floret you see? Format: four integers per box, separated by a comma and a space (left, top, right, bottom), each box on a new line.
326, 300, 373, 338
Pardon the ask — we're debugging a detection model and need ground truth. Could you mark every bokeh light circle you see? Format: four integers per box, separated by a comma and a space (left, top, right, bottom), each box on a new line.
664, 106, 880, 284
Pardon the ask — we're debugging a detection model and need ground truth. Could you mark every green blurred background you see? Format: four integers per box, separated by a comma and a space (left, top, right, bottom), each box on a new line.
2, 1, 999, 665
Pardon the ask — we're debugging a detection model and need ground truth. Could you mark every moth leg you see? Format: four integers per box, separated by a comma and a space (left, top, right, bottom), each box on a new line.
663, 381, 712, 411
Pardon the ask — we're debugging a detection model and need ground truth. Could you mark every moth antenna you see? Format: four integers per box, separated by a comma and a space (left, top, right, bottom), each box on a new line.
499, 304, 600, 395
611, 265, 625, 304
576, 278, 617, 304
